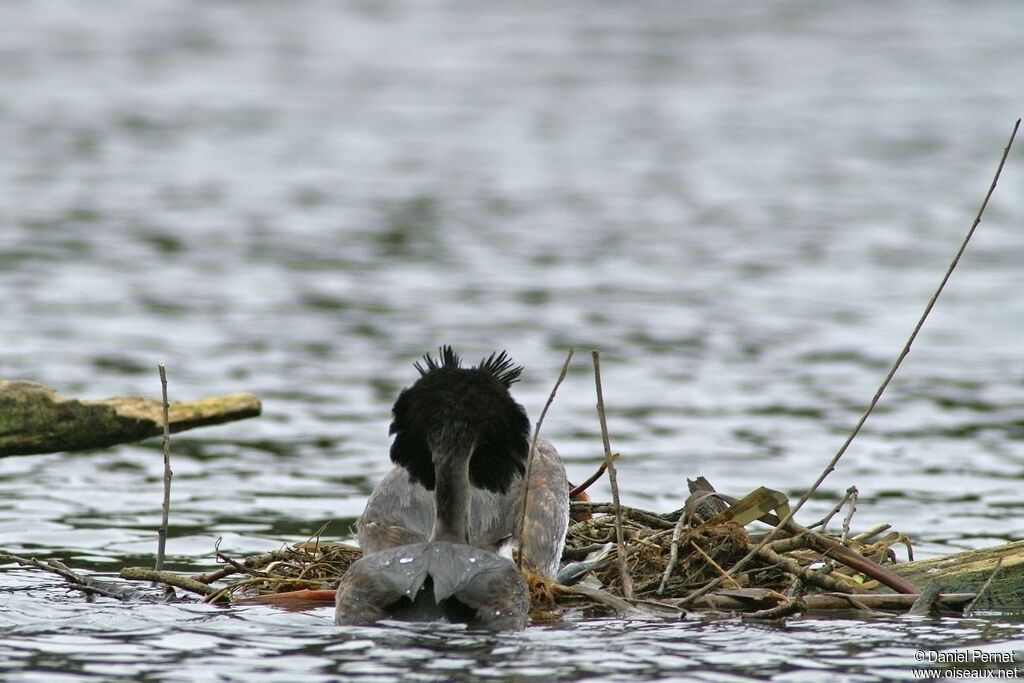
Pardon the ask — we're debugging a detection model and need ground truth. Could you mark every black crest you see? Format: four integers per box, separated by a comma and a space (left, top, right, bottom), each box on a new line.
390, 347, 530, 493
413, 346, 462, 376
478, 350, 523, 388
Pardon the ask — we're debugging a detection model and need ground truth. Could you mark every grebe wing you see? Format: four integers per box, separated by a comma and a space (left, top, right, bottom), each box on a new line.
335, 542, 529, 630
335, 543, 432, 625
424, 543, 529, 630
356, 467, 433, 553
511, 438, 569, 577
358, 466, 515, 554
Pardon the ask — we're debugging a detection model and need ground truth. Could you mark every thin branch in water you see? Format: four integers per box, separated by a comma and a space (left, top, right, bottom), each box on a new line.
807, 486, 858, 531
964, 556, 1004, 616
216, 548, 269, 578
155, 362, 173, 573
592, 350, 633, 599
193, 542, 298, 585
515, 347, 574, 570
120, 566, 217, 598
0, 553, 130, 601
681, 118, 1021, 606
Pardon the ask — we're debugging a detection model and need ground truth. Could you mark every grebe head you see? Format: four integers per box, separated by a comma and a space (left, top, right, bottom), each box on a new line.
388, 346, 530, 495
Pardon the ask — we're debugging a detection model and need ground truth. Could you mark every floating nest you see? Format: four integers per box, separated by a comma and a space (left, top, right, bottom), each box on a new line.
563, 513, 750, 597
204, 542, 363, 604
145, 476, 955, 620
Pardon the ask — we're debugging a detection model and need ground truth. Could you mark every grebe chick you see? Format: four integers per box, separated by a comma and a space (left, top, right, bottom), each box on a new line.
336, 347, 535, 630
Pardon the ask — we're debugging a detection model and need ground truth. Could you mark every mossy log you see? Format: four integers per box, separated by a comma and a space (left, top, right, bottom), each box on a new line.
889, 540, 1024, 610
0, 380, 261, 457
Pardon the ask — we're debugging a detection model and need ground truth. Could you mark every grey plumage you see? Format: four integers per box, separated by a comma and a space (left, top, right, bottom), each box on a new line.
357, 438, 569, 577
335, 347, 550, 631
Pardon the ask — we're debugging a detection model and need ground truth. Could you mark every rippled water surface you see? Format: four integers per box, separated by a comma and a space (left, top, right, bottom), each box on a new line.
2, 1, 1024, 680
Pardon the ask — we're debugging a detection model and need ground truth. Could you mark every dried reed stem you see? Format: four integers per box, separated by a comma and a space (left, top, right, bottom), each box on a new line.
592, 350, 633, 599
569, 460, 608, 497
193, 545, 301, 584
819, 485, 858, 574
657, 509, 690, 594
689, 540, 742, 589
807, 485, 858, 530
839, 486, 858, 544
570, 502, 675, 529
515, 347, 574, 569
681, 118, 1021, 606
851, 523, 891, 543
155, 363, 173, 573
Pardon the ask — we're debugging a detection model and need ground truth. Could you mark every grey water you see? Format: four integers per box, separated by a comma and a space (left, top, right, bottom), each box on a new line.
2, 1, 1024, 680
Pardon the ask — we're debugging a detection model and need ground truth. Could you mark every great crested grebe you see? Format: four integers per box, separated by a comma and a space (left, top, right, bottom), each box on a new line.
356, 350, 569, 578
336, 347, 566, 630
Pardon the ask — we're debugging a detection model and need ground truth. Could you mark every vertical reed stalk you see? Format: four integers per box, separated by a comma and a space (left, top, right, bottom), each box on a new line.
155, 362, 173, 573
592, 350, 632, 600
515, 348, 574, 569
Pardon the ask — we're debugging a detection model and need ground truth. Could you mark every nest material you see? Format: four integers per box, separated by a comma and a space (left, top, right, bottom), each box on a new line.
211, 542, 361, 602
209, 516, 853, 605
174, 491, 917, 618
564, 514, 751, 597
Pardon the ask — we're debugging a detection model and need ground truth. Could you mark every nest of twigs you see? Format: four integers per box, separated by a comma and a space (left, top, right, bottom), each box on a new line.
563, 513, 750, 596
108, 477, 944, 619
212, 509, 749, 600
208, 542, 362, 603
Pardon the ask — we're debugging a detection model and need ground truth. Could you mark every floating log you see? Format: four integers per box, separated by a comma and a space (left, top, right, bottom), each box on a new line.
889, 540, 1024, 611
0, 380, 261, 457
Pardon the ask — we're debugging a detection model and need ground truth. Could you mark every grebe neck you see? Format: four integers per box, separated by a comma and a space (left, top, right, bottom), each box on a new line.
428, 440, 475, 544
